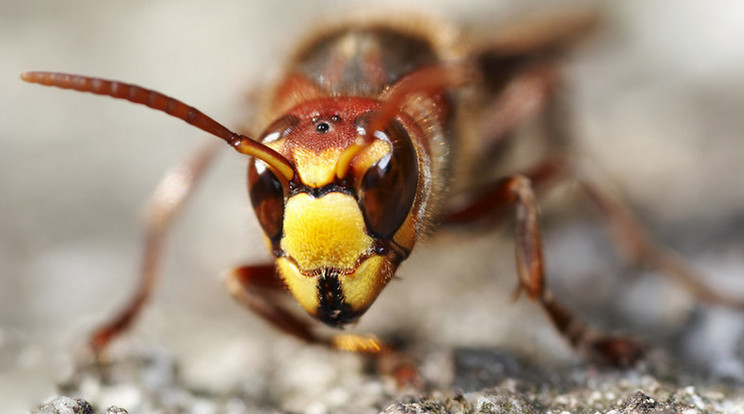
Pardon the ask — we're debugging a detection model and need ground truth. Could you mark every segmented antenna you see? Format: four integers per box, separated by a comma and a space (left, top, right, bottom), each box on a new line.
21, 71, 295, 181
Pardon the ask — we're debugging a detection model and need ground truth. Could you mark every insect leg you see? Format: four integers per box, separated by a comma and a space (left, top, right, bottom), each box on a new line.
89, 139, 222, 356
477, 62, 562, 150
449, 173, 644, 366
578, 179, 744, 310
470, 9, 597, 151
485, 156, 744, 311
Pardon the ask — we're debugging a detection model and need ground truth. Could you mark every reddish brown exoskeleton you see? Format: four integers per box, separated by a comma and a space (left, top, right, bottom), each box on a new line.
21, 11, 744, 374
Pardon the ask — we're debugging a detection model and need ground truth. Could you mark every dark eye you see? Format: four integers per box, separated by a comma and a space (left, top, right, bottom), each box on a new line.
248, 160, 284, 242
356, 114, 418, 239
248, 115, 297, 241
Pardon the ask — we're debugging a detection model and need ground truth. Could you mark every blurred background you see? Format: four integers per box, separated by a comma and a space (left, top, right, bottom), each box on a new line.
2, 0, 744, 412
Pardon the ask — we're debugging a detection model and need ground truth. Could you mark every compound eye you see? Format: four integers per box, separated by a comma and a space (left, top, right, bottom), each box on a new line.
248, 160, 284, 242
248, 115, 297, 242
356, 113, 418, 239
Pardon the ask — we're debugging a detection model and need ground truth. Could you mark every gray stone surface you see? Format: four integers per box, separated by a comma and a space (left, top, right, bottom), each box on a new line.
3, 1, 744, 413
33, 396, 125, 414
24, 345, 744, 413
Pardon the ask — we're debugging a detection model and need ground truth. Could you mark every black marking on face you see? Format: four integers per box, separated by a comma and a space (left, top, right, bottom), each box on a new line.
316, 269, 356, 327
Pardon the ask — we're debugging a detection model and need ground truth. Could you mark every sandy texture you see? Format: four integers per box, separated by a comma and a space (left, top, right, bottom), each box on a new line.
3, 0, 744, 413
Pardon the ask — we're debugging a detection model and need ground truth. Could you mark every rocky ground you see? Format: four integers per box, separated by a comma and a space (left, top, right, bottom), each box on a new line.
3, 0, 744, 413
21, 338, 744, 413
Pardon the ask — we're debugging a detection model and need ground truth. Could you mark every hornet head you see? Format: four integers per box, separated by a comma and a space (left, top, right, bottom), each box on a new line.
249, 97, 426, 326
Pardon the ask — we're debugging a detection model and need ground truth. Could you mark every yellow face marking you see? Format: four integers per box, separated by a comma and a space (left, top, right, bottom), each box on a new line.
277, 192, 396, 319
293, 147, 342, 187
338, 255, 387, 312
276, 257, 319, 315
281, 192, 372, 270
